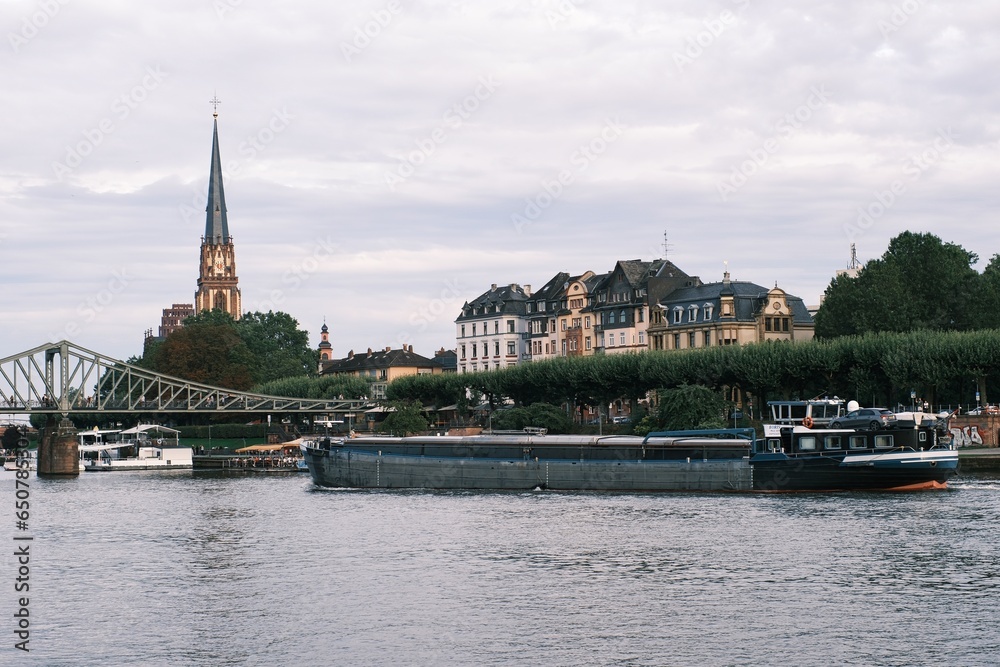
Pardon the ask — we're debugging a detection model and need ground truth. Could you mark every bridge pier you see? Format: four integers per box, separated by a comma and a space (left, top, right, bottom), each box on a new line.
37, 417, 79, 476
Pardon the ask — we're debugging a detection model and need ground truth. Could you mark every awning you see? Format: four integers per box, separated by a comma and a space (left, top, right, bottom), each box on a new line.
235, 444, 288, 453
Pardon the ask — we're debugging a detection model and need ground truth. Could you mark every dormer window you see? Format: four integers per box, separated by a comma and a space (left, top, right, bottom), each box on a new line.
703, 303, 714, 320
673, 307, 683, 324
688, 305, 698, 322
620, 309, 626, 324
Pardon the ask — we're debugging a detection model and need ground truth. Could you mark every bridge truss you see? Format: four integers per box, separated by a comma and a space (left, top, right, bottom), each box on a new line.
0, 341, 372, 416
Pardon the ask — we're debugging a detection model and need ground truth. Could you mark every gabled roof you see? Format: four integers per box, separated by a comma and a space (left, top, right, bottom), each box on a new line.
204, 117, 230, 244
320, 346, 442, 374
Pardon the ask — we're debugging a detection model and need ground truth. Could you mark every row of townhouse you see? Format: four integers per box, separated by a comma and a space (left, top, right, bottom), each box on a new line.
454, 258, 814, 374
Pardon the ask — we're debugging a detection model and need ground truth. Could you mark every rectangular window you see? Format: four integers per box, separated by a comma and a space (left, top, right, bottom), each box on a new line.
461, 344, 466, 359
638, 309, 644, 322
874, 435, 894, 449
585, 316, 591, 329
561, 320, 567, 331
494, 321, 499, 334
620, 333, 626, 345
918, 432, 927, 443
688, 332, 696, 348
765, 318, 772, 332
585, 337, 592, 350
461, 325, 466, 338
798, 436, 817, 451
673, 333, 680, 349
638, 332, 645, 345
507, 320, 515, 333
767, 438, 781, 452
507, 341, 515, 355
472, 323, 477, 336
704, 331, 711, 346
849, 435, 867, 449
783, 318, 790, 332
607, 335, 614, 347
494, 341, 500, 356
471, 343, 477, 358
824, 436, 842, 450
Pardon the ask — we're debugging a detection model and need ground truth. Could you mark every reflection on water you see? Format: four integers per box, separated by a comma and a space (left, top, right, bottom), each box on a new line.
4, 469, 999, 666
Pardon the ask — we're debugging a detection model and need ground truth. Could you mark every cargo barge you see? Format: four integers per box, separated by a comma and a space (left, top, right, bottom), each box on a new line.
302, 422, 959, 492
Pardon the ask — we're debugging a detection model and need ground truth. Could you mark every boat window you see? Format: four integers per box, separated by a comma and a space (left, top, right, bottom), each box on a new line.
798, 436, 817, 451
874, 435, 894, 449
767, 438, 781, 452
918, 432, 927, 442
824, 436, 842, 450
849, 435, 867, 449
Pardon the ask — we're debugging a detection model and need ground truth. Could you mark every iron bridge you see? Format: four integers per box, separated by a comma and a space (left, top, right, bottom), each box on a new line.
0, 341, 373, 416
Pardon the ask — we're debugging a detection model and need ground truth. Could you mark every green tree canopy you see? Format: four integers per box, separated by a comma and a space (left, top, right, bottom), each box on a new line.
376, 401, 429, 436
144, 309, 316, 388
816, 231, 980, 338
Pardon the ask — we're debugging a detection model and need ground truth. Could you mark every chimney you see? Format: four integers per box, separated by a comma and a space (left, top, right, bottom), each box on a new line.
524, 284, 532, 296
385, 346, 391, 352
348, 350, 354, 359
367, 348, 373, 357
491, 283, 497, 291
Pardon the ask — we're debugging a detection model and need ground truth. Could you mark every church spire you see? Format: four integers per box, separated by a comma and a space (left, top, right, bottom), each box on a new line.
204, 113, 229, 245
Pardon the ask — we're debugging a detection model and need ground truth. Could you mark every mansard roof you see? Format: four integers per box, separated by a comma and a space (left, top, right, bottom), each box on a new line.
658, 281, 814, 325
457, 283, 529, 321
204, 117, 230, 245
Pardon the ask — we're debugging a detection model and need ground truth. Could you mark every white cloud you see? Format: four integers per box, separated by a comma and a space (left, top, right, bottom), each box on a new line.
2, 0, 998, 362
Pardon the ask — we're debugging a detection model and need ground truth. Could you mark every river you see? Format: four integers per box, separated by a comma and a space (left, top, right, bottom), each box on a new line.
3, 468, 999, 666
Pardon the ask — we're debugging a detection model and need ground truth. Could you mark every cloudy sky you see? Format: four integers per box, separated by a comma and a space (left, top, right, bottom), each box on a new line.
2, 0, 998, 363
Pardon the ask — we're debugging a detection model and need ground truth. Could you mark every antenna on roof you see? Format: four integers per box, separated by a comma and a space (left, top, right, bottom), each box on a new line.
661, 231, 673, 260
848, 243, 860, 270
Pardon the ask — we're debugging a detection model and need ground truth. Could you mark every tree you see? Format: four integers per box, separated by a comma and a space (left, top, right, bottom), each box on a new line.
816, 232, 980, 338
237, 311, 316, 385
633, 384, 729, 435
151, 323, 254, 389
142, 309, 316, 389
376, 401, 428, 436
491, 402, 573, 434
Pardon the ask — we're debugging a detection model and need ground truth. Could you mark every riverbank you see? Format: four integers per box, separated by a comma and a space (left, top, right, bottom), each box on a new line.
958, 448, 1000, 472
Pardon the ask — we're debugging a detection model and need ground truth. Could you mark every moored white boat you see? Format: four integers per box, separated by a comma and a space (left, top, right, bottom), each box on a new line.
82, 425, 193, 472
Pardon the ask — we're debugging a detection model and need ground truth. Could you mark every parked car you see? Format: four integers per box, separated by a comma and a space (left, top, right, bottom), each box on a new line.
967, 406, 999, 415
829, 408, 897, 430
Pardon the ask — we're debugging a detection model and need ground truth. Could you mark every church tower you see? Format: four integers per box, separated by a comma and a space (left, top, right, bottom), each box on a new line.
195, 107, 242, 318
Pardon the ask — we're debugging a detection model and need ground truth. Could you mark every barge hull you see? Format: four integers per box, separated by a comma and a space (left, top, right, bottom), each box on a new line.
307, 448, 753, 491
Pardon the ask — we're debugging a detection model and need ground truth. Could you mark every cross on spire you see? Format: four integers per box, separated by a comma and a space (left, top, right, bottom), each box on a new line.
209, 94, 221, 117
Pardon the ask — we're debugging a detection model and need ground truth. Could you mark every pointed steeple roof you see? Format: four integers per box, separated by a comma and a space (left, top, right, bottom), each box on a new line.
204, 117, 230, 245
